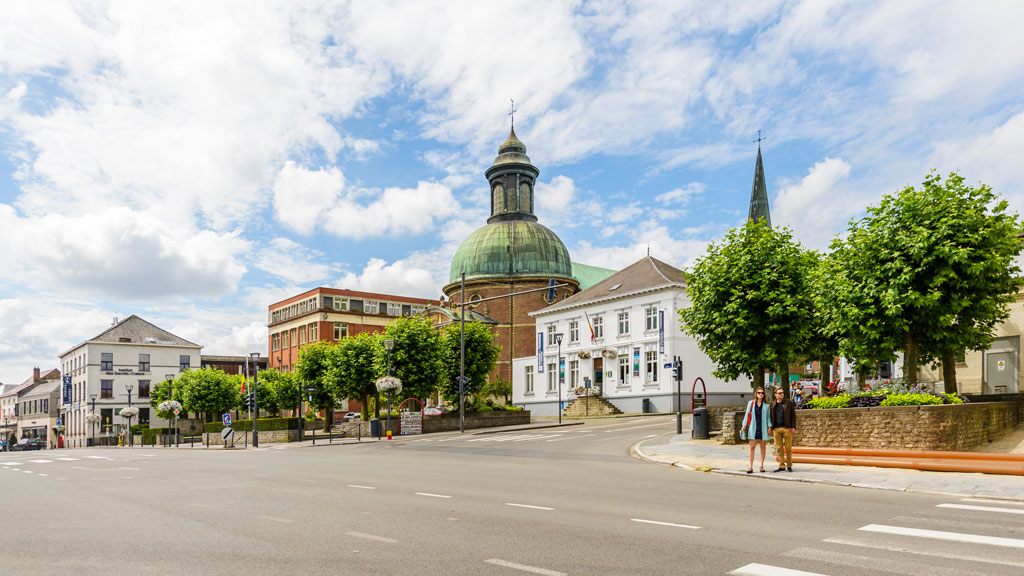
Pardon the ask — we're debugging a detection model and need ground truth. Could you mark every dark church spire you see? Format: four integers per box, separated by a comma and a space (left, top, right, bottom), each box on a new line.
748, 134, 771, 227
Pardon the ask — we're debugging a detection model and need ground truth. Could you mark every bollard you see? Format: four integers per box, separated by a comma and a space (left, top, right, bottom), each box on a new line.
387, 429, 392, 440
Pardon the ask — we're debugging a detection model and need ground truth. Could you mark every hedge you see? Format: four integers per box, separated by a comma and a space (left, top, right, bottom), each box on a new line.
203, 417, 300, 433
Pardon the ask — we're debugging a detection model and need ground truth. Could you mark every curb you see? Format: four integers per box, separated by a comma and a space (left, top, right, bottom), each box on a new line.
471, 420, 585, 435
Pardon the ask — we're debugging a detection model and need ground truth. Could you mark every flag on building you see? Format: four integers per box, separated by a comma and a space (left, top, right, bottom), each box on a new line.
241, 356, 248, 395
584, 311, 595, 342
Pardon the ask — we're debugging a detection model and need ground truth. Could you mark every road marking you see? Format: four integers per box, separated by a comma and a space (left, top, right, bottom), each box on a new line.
348, 484, 377, 490
56, 457, 80, 461
38, 473, 48, 477
630, 518, 700, 529
1, 462, 22, 466
484, 559, 566, 576
505, 503, 554, 511
415, 492, 452, 499
784, 547, 991, 576
29, 459, 53, 463
260, 515, 294, 524
545, 434, 593, 442
823, 537, 1024, 568
859, 524, 1024, 549
345, 531, 397, 544
85, 456, 110, 460
959, 498, 1024, 507
937, 503, 1024, 515
729, 563, 828, 576
23, 470, 33, 474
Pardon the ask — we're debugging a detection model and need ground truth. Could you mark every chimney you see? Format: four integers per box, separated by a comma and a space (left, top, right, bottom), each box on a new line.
33, 367, 40, 382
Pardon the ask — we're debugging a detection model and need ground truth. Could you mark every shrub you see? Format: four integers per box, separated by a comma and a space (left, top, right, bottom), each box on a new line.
880, 393, 943, 407
806, 395, 850, 409
939, 393, 965, 404
477, 405, 493, 412
505, 405, 523, 412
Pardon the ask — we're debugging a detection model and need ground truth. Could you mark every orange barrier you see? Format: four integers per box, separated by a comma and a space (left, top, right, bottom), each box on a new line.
793, 454, 1024, 476
793, 446, 1024, 462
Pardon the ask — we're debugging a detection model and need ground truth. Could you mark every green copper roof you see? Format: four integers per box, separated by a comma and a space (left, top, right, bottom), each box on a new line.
572, 262, 617, 290
449, 220, 572, 284
748, 146, 772, 227
490, 127, 533, 168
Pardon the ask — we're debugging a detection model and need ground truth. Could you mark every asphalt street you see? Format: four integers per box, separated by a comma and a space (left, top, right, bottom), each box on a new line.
2, 415, 1022, 575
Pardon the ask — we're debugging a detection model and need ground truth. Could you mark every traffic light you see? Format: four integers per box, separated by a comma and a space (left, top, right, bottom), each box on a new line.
245, 391, 256, 411
673, 360, 682, 382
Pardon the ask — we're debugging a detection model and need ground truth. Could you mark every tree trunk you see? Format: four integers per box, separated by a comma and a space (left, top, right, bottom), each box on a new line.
323, 409, 332, 432
903, 332, 920, 386
856, 364, 871, 389
374, 392, 381, 419
362, 393, 370, 420
942, 350, 958, 394
752, 367, 765, 391
820, 355, 832, 392
778, 363, 791, 397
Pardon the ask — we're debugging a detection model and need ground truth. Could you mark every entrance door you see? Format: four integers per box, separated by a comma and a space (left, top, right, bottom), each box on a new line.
984, 336, 1019, 394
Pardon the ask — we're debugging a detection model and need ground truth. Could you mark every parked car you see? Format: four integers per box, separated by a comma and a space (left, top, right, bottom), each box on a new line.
341, 412, 360, 422
423, 406, 449, 416
11, 438, 44, 451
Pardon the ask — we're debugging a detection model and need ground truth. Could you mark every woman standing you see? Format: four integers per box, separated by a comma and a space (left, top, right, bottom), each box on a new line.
742, 386, 772, 473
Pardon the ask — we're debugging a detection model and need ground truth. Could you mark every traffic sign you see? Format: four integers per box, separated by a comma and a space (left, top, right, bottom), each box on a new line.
222, 413, 231, 426
173, 409, 180, 416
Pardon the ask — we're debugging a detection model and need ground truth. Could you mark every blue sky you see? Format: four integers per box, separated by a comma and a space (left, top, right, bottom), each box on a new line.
2, 1, 1023, 384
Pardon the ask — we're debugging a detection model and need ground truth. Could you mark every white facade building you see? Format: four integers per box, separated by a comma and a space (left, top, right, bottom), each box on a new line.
513, 256, 752, 417
58, 315, 201, 447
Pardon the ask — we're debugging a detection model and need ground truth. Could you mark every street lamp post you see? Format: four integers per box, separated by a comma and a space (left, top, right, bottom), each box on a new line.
166, 374, 175, 447
305, 386, 316, 444
555, 333, 564, 424
384, 339, 394, 438
250, 352, 261, 448
89, 394, 97, 447
2, 416, 8, 451
460, 272, 466, 433
125, 383, 134, 447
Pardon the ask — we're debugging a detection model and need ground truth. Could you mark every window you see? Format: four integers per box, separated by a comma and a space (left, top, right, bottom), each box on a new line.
101, 380, 113, 398
524, 366, 534, 395
309, 323, 318, 340
645, 351, 658, 384
645, 307, 658, 331
101, 408, 113, 433
272, 333, 280, 351
334, 322, 348, 340
138, 380, 150, 398
139, 353, 150, 372
290, 329, 297, 347
138, 408, 150, 425
593, 316, 604, 339
388, 303, 401, 316
42, 399, 48, 414
617, 311, 630, 335
335, 298, 348, 311
411, 305, 425, 315
179, 355, 191, 371
570, 360, 579, 388
547, 325, 557, 346
282, 331, 289, 349
101, 353, 113, 371
569, 321, 579, 343
364, 301, 378, 314
618, 357, 629, 387
547, 363, 557, 392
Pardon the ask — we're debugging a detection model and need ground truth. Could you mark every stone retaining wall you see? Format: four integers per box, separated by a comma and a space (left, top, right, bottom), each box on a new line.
721, 397, 1023, 450
203, 429, 299, 446
422, 411, 530, 433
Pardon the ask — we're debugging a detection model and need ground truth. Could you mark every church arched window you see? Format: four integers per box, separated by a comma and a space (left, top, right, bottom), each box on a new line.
519, 182, 532, 213
492, 184, 504, 213
506, 182, 517, 212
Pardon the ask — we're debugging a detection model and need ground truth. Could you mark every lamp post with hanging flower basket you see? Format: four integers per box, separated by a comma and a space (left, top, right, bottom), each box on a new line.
86, 413, 101, 447
119, 407, 139, 447
158, 400, 182, 447
375, 376, 402, 439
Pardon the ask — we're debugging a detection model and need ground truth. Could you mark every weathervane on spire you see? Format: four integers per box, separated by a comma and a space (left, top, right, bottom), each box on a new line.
754, 129, 766, 149
509, 99, 518, 129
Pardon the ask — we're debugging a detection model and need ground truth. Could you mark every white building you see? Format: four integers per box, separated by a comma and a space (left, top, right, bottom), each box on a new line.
1, 368, 61, 447
512, 256, 752, 416
58, 315, 201, 447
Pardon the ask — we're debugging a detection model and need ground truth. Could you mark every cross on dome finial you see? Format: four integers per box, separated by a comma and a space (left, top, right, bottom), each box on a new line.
753, 129, 766, 149
509, 99, 517, 129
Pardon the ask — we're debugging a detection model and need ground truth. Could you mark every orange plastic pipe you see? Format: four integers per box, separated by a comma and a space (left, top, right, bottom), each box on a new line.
793, 446, 1024, 462
793, 454, 1024, 475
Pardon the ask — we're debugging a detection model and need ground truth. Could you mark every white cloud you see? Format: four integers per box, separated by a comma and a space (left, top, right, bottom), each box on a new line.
571, 220, 713, 272
272, 162, 345, 234
656, 183, 705, 206
773, 157, 854, 250
324, 181, 456, 239
255, 237, 336, 284
335, 258, 439, 299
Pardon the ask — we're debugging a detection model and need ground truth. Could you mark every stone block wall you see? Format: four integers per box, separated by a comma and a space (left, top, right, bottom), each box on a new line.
721, 398, 1023, 450
203, 428, 299, 446
422, 410, 530, 433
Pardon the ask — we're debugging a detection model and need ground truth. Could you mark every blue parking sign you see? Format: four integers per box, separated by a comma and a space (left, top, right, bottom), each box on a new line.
222, 413, 231, 427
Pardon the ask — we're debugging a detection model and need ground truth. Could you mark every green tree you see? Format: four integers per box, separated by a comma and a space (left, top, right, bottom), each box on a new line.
295, 340, 337, 431
828, 172, 1022, 391
328, 332, 380, 421
257, 369, 298, 416
679, 219, 815, 394
377, 316, 445, 402
177, 369, 242, 421
440, 321, 500, 405
481, 378, 512, 405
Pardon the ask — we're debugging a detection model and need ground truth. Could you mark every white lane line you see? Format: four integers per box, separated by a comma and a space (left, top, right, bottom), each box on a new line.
346, 531, 397, 544
937, 503, 1024, 515
730, 563, 829, 576
38, 473, 48, 477
348, 484, 377, 490
85, 456, 110, 460
784, 547, 991, 576
505, 503, 554, 511
823, 537, 1024, 568
23, 470, 33, 474
415, 492, 452, 499
56, 457, 80, 461
959, 498, 1024, 507
260, 515, 294, 524
1, 462, 22, 466
545, 434, 593, 442
29, 459, 53, 463
859, 524, 1024, 549
484, 559, 566, 576
630, 518, 700, 530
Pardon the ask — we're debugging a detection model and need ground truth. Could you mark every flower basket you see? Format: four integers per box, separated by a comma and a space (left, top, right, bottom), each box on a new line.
85, 413, 102, 424
576, 350, 591, 359
119, 407, 139, 419
375, 376, 403, 394
158, 400, 183, 413
601, 349, 618, 360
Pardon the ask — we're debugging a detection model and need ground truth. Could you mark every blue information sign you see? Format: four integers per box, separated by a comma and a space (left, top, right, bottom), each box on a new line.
222, 413, 232, 427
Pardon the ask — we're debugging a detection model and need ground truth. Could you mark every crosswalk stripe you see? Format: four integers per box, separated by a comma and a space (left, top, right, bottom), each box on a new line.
959, 498, 1024, 507
937, 503, 1024, 515
822, 537, 1024, 569
859, 524, 1024, 549
730, 563, 829, 575
785, 546, 992, 576
29, 459, 52, 463
56, 457, 80, 461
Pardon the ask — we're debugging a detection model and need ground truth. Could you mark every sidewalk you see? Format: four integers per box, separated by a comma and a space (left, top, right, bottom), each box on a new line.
634, 428, 1024, 502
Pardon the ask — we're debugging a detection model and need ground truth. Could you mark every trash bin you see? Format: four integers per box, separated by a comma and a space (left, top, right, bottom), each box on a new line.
642, 398, 651, 413
691, 407, 709, 439
370, 418, 382, 439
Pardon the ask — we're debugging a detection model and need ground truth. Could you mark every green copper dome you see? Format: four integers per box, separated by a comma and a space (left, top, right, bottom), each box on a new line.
449, 220, 573, 284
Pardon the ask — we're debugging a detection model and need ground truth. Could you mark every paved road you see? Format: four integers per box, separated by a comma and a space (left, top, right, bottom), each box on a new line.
3, 415, 1022, 575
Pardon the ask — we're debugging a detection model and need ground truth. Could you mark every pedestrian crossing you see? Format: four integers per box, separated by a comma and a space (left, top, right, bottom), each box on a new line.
728, 497, 1024, 575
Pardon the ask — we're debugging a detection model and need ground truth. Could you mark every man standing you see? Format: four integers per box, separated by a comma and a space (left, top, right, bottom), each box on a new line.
769, 387, 797, 472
